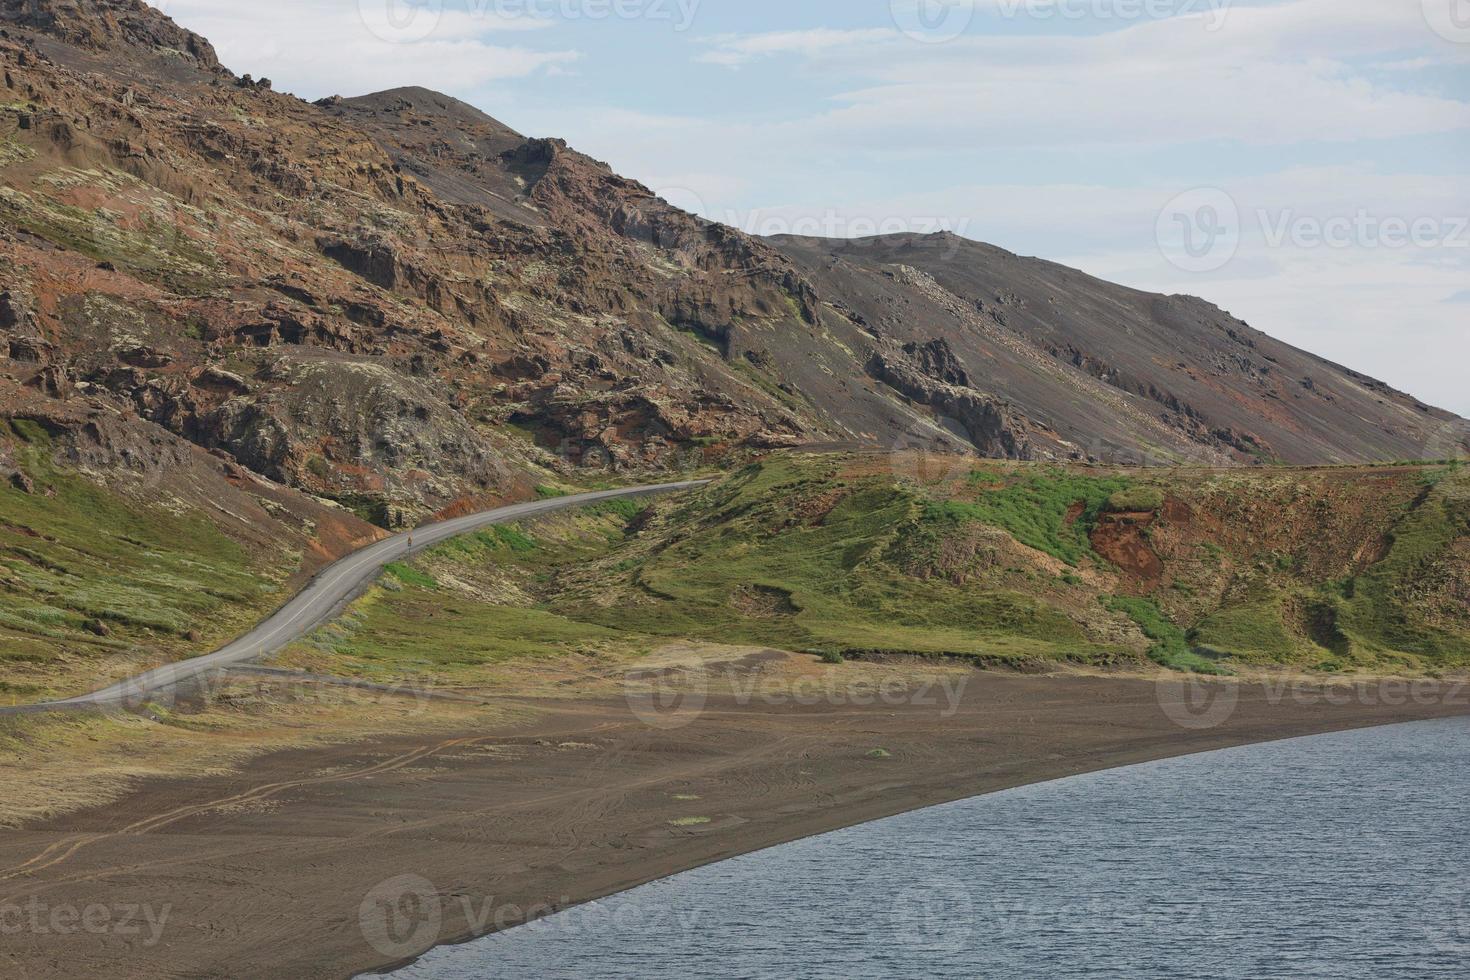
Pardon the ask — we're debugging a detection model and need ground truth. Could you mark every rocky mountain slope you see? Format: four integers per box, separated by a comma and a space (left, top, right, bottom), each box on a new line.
777, 234, 1467, 466
1, 0, 1465, 526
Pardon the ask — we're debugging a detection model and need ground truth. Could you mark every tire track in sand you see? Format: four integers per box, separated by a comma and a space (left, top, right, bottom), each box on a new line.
0, 736, 478, 889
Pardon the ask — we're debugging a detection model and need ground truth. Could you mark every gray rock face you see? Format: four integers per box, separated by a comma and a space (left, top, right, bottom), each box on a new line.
868, 341, 1036, 460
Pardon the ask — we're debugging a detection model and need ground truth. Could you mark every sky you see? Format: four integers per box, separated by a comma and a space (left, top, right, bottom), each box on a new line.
155, 0, 1470, 415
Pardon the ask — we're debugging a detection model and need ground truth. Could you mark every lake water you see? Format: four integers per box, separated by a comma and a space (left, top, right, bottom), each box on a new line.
385, 717, 1470, 979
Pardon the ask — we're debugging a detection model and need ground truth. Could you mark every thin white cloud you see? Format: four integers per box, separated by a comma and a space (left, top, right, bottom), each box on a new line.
695, 28, 894, 67
695, 0, 1470, 148
1375, 57, 1443, 71
162, 0, 577, 97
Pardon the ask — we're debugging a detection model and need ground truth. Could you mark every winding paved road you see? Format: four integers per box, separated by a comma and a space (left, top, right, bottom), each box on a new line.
13, 480, 708, 713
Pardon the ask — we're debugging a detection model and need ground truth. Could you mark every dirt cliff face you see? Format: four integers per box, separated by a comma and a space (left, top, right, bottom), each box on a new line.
0, 0, 1464, 519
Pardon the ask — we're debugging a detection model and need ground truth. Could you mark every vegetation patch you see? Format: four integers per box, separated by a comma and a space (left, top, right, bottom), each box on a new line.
384, 563, 437, 590
1106, 595, 1227, 674
589, 497, 645, 522
1190, 599, 1316, 664
491, 525, 537, 554
1105, 486, 1164, 513
569, 462, 1115, 663
0, 441, 283, 697
1335, 477, 1470, 662
136, 455, 1468, 692
935, 470, 1135, 565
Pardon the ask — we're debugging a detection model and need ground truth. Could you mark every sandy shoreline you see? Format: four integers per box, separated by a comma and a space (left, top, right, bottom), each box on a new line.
2, 665, 1468, 979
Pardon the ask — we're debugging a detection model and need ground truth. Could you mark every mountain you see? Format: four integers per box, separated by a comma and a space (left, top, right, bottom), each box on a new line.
1, 0, 1465, 524
773, 233, 1464, 465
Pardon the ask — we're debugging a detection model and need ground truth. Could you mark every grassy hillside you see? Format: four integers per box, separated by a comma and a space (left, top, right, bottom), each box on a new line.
0, 422, 289, 698
279, 454, 1470, 685
4, 439, 1463, 705
0, 411, 380, 702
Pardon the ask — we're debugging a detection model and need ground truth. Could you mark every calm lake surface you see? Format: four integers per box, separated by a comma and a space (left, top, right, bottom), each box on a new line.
387, 717, 1470, 979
